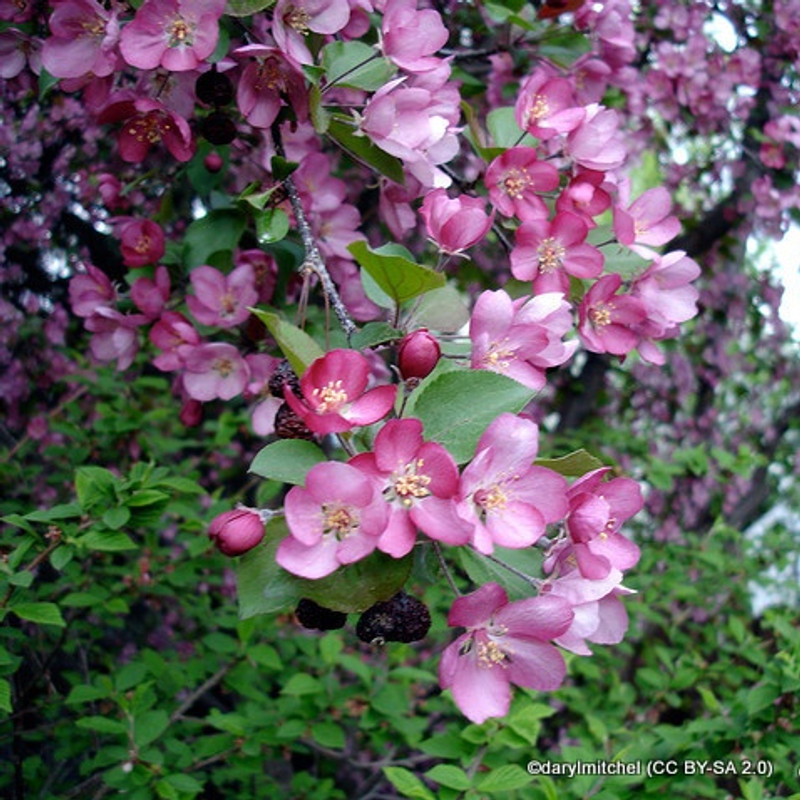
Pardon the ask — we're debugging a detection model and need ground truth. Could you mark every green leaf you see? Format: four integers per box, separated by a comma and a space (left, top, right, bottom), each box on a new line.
249, 439, 327, 485
255, 208, 290, 245
75, 466, 119, 512
348, 241, 445, 306
226, 0, 274, 15
411, 285, 471, 333
0, 679, 11, 714
312, 721, 346, 749
534, 449, 605, 477
458, 545, 544, 601
322, 41, 396, 92
38, 67, 60, 99
249, 308, 324, 377
126, 490, 170, 507
309, 84, 330, 133
11, 602, 65, 627
282, 673, 323, 696
487, 107, 535, 148
404, 369, 535, 464
349, 322, 402, 350
476, 764, 532, 792
162, 774, 204, 794
76, 715, 128, 735
24, 503, 82, 523
425, 765, 472, 791
383, 766, 437, 800
103, 507, 131, 530
537, 29, 593, 68
184, 209, 247, 267
79, 529, 137, 552
134, 710, 169, 748
328, 117, 405, 185
66, 685, 110, 705
8, 572, 33, 588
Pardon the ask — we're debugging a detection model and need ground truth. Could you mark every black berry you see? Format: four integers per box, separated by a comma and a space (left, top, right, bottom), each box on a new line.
268, 359, 301, 399
195, 69, 234, 107
295, 598, 347, 631
356, 591, 431, 644
274, 402, 315, 440
199, 111, 237, 145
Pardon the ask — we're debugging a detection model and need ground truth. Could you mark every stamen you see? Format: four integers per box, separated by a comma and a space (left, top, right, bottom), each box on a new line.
536, 237, 566, 274
311, 380, 348, 413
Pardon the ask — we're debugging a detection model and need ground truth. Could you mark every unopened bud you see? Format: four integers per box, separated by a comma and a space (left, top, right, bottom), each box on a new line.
179, 399, 203, 427
208, 509, 265, 556
204, 152, 224, 173
398, 329, 441, 380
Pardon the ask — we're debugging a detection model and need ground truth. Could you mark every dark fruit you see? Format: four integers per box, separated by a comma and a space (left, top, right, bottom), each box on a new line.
199, 111, 237, 145
268, 359, 301, 399
295, 598, 347, 631
274, 401, 315, 440
195, 69, 234, 107
356, 591, 431, 645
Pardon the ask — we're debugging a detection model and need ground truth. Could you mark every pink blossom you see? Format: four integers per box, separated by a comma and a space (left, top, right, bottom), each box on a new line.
485, 147, 559, 220
84, 308, 146, 370
181, 342, 250, 401
457, 414, 568, 554
420, 189, 494, 254
98, 96, 195, 163
236, 249, 278, 305
97, 173, 128, 211
284, 349, 397, 435
514, 69, 585, 141
381, 0, 448, 73
234, 45, 308, 129
555, 170, 612, 227
510, 212, 604, 294
349, 418, 471, 557
276, 461, 389, 579
566, 105, 627, 171
69, 263, 116, 318
116, 218, 166, 268
439, 583, 573, 723
150, 311, 201, 371
131, 266, 170, 319
209, 508, 265, 556
577, 273, 646, 356
41, 0, 119, 79
244, 354, 283, 436
272, 0, 351, 66
470, 289, 577, 391
613, 184, 681, 257
186, 264, 258, 329
119, 0, 226, 72
0, 28, 40, 79
559, 467, 643, 580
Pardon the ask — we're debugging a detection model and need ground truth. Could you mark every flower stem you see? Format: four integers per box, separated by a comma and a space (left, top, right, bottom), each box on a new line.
475, 548, 543, 590
322, 50, 382, 96
433, 541, 462, 596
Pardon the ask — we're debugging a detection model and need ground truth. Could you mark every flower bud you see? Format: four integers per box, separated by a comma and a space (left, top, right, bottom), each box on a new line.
204, 152, 224, 173
208, 509, 265, 556
398, 329, 440, 380
179, 399, 203, 427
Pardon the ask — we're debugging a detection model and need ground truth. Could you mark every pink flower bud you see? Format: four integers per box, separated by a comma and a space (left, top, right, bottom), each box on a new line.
398, 329, 440, 380
209, 509, 265, 556
204, 152, 224, 172
420, 189, 494, 254
180, 399, 203, 427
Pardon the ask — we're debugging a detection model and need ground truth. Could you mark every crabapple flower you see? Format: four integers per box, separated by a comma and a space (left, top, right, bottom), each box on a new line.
98, 96, 195, 163
186, 264, 258, 329
485, 147, 559, 220
41, 0, 120, 79
561, 467, 643, 580
131, 266, 170, 319
244, 354, 283, 436
150, 311, 201, 371
234, 45, 308, 129
613, 185, 681, 258
457, 414, 568, 554
84, 308, 147, 371
349, 418, 471, 557
69, 263, 117, 318
566, 104, 627, 171
470, 289, 577, 391
181, 342, 250, 401
420, 189, 494, 254
272, 0, 351, 66
578, 273, 646, 356
510, 212, 603, 294
119, 0, 226, 72
116, 218, 165, 268
555, 170, 612, 228
277, 462, 389, 579
380, 0, 449, 73
439, 583, 574, 724
284, 349, 397, 435
514, 69, 585, 141
209, 508, 265, 556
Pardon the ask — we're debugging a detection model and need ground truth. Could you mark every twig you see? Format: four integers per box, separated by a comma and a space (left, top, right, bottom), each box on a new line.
271, 124, 357, 340
169, 660, 238, 723
476, 548, 543, 589
432, 541, 462, 596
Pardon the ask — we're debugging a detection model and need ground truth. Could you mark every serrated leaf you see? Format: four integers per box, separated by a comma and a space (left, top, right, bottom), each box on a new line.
80, 530, 137, 552
134, 710, 169, 748
383, 767, 437, 800
476, 764, 532, 792
24, 503, 82, 523
249, 439, 327, 485
11, 602, 65, 627
425, 764, 472, 791
328, 117, 405, 184
76, 715, 128, 735
249, 308, 324, 377
404, 369, 535, 464
184, 209, 247, 267
282, 673, 323, 695
66, 685, 110, 705
348, 241, 445, 305
312, 721, 346, 748
75, 466, 118, 512
103, 506, 131, 530
534, 449, 605, 477
127, 490, 170, 507
322, 40, 396, 91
